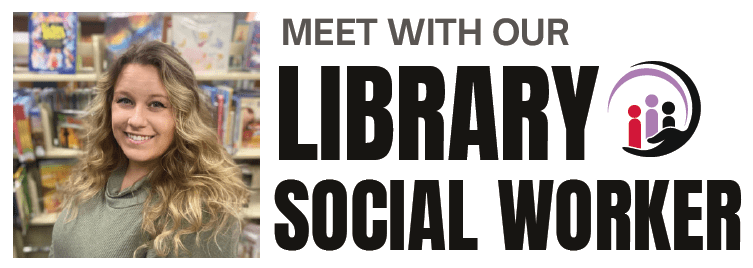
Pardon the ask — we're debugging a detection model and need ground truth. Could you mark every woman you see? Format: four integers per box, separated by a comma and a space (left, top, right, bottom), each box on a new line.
50, 41, 250, 257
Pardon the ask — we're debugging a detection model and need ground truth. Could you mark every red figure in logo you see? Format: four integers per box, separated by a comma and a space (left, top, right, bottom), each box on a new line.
628, 105, 641, 148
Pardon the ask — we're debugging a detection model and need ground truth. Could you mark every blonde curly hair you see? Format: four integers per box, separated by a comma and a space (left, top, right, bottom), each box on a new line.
58, 41, 250, 257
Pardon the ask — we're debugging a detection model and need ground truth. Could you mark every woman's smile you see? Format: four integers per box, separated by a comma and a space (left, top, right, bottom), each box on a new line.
125, 132, 155, 144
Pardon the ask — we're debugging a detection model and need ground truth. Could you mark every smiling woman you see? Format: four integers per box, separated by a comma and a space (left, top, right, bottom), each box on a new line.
50, 41, 250, 258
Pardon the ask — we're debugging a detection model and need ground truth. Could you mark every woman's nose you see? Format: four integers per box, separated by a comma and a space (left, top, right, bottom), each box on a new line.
127, 106, 147, 128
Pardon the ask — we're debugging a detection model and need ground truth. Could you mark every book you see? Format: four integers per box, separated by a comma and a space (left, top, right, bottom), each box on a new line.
216, 85, 235, 151
13, 105, 36, 162
233, 20, 251, 44
55, 111, 85, 149
233, 93, 260, 149
200, 85, 235, 150
28, 12, 77, 74
39, 160, 76, 213
104, 13, 164, 66
228, 20, 250, 72
227, 109, 235, 152
242, 21, 260, 70
29, 107, 45, 156
172, 13, 234, 74
14, 166, 31, 234
217, 94, 225, 145
231, 96, 242, 153
27, 168, 42, 216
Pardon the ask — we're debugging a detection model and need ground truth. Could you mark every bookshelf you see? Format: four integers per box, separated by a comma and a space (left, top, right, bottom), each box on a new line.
234, 148, 261, 159
12, 70, 260, 82
30, 212, 60, 226
13, 33, 261, 160
12, 72, 99, 82
15, 147, 259, 160
196, 71, 260, 81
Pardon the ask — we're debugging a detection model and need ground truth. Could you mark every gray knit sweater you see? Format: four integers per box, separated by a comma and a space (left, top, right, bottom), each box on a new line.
50, 164, 239, 257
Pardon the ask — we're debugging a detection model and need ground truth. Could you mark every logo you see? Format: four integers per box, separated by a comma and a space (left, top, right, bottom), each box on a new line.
607, 61, 701, 157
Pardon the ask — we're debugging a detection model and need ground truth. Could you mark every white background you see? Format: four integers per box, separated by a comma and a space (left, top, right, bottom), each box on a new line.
6, 0, 753, 266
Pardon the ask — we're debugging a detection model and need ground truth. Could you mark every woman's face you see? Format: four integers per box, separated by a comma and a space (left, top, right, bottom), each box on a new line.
111, 64, 176, 167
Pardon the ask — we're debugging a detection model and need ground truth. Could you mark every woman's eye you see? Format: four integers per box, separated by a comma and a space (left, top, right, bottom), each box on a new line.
116, 97, 133, 105
149, 101, 167, 108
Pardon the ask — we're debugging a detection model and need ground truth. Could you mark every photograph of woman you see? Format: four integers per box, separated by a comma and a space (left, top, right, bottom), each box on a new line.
49, 41, 251, 257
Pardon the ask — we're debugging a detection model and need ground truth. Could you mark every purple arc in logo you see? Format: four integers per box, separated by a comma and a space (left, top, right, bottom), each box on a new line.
607, 68, 689, 125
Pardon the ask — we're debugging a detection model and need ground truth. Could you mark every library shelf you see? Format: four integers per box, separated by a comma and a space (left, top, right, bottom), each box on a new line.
12, 72, 99, 82
16, 147, 259, 160
195, 71, 260, 81
13, 148, 82, 160
40, 148, 84, 159
30, 212, 60, 226
12, 70, 259, 82
233, 148, 260, 160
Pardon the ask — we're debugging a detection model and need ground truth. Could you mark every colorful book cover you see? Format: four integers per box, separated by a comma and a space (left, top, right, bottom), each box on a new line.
55, 111, 85, 149
234, 95, 260, 148
231, 96, 242, 153
104, 13, 164, 65
233, 20, 250, 43
29, 107, 45, 155
230, 20, 250, 71
39, 160, 75, 213
172, 13, 234, 74
200, 85, 234, 149
243, 21, 260, 70
13, 105, 36, 162
216, 85, 235, 150
28, 12, 77, 74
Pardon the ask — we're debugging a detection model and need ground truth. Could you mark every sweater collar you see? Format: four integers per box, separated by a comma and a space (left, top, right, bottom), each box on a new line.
105, 164, 151, 208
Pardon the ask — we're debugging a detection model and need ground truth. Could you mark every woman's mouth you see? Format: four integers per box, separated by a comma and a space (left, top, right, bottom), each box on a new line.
126, 132, 155, 144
